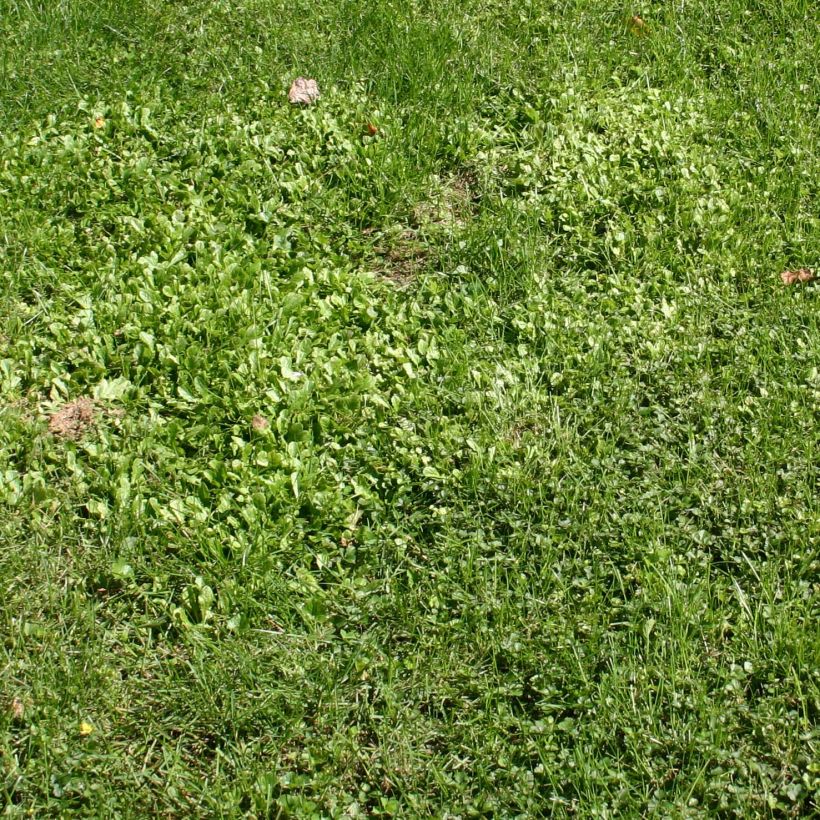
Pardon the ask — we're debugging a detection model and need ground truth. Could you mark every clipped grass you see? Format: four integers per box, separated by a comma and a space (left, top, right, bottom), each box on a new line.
1, 0, 818, 815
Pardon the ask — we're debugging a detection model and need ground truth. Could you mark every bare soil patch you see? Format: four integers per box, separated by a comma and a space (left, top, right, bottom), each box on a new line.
372, 228, 428, 288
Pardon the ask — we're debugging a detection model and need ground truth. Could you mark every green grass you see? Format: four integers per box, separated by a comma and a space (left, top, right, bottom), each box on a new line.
1, 0, 818, 815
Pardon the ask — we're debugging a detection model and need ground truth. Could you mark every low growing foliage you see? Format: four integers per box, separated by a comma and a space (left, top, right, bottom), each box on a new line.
1, 0, 818, 815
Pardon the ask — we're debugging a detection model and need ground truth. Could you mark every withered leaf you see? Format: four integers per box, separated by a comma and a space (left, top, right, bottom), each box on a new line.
49, 398, 96, 440
629, 15, 648, 35
251, 414, 270, 432
288, 77, 320, 105
780, 268, 815, 285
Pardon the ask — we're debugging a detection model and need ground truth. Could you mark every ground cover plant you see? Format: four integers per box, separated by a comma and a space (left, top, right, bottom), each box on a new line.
1, 0, 818, 815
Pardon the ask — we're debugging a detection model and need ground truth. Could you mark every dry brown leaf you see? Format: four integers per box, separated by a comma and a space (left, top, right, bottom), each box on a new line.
251, 414, 270, 432
49, 398, 96, 440
11, 697, 25, 720
629, 15, 648, 35
780, 268, 815, 285
288, 77, 320, 105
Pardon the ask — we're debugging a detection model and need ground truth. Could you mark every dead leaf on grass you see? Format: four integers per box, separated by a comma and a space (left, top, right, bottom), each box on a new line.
288, 77, 321, 105
10, 697, 25, 720
49, 398, 97, 440
374, 229, 428, 288
780, 268, 815, 285
628, 15, 648, 35
251, 414, 270, 432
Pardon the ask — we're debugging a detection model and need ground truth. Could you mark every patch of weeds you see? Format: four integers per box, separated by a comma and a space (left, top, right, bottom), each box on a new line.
1, 0, 818, 816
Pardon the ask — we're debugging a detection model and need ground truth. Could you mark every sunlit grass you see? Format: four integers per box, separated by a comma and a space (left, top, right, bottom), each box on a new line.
1, 0, 818, 814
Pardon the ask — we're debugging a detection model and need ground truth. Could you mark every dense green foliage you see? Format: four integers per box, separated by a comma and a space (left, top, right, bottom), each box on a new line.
1, 0, 818, 815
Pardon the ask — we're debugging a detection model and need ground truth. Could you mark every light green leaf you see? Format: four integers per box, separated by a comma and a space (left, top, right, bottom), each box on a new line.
94, 377, 133, 401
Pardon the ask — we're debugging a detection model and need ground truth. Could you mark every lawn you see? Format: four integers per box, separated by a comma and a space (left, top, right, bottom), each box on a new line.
1, 0, 818, 815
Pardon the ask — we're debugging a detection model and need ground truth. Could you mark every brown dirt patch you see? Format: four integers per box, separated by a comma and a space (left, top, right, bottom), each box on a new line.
373, 228, 428, 288
508, 417, 546, 448
449, 168, 479, 204
412, 170, 479, 231
369, 171, 480, 287
49, 398, 97, 440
